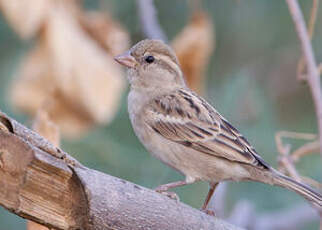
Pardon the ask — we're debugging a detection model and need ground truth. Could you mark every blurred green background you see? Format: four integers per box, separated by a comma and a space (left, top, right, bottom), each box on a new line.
0, 0, 321, 229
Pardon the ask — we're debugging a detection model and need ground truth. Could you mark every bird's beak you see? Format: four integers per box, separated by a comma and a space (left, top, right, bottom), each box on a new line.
114, 50, 137, 68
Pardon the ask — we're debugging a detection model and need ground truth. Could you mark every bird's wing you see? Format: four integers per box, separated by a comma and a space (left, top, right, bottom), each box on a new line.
144, 88, 269, 169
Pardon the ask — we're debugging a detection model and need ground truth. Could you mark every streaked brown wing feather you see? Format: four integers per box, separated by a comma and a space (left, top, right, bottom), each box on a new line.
145, 88, 269, 169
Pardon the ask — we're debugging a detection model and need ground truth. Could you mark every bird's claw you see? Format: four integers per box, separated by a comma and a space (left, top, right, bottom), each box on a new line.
155, 188, 180, 202
201, 209, 215, 216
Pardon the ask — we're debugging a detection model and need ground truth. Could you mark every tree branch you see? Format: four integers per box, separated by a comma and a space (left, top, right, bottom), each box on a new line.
0, 111, 242, 230
292, 140, 319, 162
297, 0, 319, 81
285, 0, 322, 157
136, 0, 168, 42
275, 131, 322, 191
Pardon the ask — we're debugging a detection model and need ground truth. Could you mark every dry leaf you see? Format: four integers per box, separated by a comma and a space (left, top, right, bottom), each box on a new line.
0, 0, 52, 39
32, 108, 60, 146
45, 91, 93, 138
9, 41, 87, 138
80, 11, 130, 56
172, 11, 215, 94
10, 42, 54, 115
10, 3, 127, 138
45, 5, 126, 124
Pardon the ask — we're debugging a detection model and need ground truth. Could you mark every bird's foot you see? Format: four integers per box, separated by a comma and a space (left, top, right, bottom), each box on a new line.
201, 209, 215, 216
159, 191, 180, 202
154, 187, 180, 202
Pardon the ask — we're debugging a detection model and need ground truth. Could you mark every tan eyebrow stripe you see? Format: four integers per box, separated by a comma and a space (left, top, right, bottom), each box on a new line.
154, 53, 182, 77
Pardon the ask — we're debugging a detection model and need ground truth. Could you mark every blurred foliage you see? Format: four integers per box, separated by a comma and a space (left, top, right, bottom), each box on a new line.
0, 0, 321, 229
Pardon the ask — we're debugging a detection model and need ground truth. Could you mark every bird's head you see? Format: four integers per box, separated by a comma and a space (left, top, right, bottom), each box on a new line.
114, 39, 185, 91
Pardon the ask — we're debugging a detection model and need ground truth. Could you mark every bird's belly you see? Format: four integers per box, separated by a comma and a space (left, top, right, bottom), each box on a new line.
133, 120, 250, 183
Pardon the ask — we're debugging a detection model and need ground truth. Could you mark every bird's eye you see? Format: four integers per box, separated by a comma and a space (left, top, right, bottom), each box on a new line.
145, 55, 155, 63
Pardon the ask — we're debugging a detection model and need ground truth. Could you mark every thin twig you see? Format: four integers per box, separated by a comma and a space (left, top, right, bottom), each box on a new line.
307, 0, 319, 40
298, 63, 322, 82
275, 131, 322, 190
297, 0, 319, 81
136, 0, 168, 42
285, 0, 322, 158
279, 156, 302, 182
275, 130, 322, 223
275, 131, 317, 164
276, 131, 317, 141
275, 131, 316, 182
292, 140, 319, 162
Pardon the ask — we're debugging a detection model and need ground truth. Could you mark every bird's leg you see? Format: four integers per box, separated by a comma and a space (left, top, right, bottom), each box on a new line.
201, 182, 219, 216
154, 180, 188, 201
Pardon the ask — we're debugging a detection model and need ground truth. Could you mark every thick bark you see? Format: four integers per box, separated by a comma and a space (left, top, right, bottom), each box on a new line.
0, 111, 242, 230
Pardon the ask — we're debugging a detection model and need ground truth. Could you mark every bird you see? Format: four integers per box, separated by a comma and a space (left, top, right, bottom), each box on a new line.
114, 39, 322, 214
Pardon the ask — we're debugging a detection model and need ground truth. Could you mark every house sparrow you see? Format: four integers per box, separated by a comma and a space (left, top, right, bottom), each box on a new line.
114, 39, 322, 213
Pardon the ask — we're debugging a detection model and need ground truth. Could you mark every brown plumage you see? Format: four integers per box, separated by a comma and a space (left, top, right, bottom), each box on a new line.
147, 89, 268, 168
115, 39, 322, 212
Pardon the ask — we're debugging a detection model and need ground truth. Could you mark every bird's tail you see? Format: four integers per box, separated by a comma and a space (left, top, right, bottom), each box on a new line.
272, 170, 322, 210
